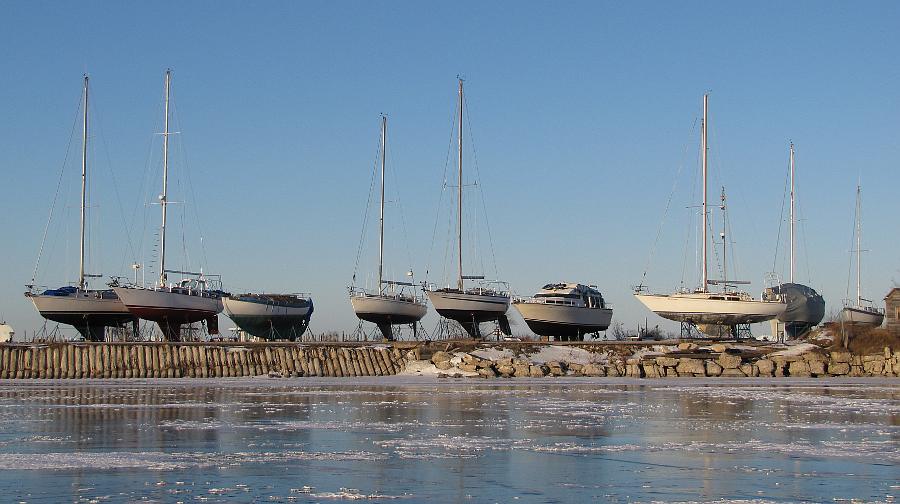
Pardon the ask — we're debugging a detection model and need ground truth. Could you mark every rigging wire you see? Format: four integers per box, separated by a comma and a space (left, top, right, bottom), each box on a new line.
351, 120, 383, 285
464, 95, 501, 280
770, 152, 791, 275
171, 94, 210, 273
30, 89, 83, 287
640, 115, 699, 289
425, 95, 458, 286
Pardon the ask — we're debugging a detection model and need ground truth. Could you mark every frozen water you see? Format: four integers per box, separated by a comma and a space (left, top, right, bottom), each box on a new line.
0, 377, 896, 502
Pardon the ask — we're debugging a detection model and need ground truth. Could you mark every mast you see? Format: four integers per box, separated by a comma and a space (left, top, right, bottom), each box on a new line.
457, 78, 464, 291
701, 94, 709, 292
159, 69, 171, 288
720, 187, 726, 291
855, 186, 861, 305
78, 75, 89, 290
378, 115, 386, 293
789, 142, 795, 283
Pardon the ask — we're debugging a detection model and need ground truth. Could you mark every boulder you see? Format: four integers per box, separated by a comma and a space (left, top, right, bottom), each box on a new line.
717, 353, 742, 369
676, 358, 705, 375
495, 357, 514, 367
582, 363, 605, 377
756, 359, 774, 376
435, 360, 453, 370
788, 360, 811, 377
529, 365, 548, 377
458, 363, 478, 373
739, 363, 754, 377
808, 360, 826, 376
655, 356, 679, 367
431, 351, 452, 364
567, 363, 584, 373
830, 351, 852, 363
705, 360, 723, 376
678, 342, 699, 350
709, 343, 728, 353
721, 368, 746, 377
496, 365, 515, 377
644, 364, 661, 378
606, 365, 621, 377
827, 362, 850, 375
477, 367, 498, 378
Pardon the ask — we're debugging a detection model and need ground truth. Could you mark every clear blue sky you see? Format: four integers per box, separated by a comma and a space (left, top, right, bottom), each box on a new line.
1, 1, 898, 338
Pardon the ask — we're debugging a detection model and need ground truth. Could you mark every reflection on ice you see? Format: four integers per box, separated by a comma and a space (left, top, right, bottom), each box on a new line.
0, 378, 896, 502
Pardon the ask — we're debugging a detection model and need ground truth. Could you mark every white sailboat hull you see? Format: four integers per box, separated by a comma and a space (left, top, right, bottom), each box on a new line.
513, 302, 612, 336
427, 290, 510, 316
635, 293, 786, 325
839, 306, 884, 326
351, 295, 427, 324
114, 286, 223, 339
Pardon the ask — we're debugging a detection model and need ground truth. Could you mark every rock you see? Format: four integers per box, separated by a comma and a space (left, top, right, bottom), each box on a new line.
721, 368, 746, 377
709, 343, 727, 353
625, 363, 643, 378
756, 359, 774, 376
803, 352, 826, 363
475, 359, 494, 369
678, 342, 699, 350
477, 367, 497, 378
665, 367, 678, 377
655, 356, 679, 367
513, 365, 530, 377
717, 353, 742, 369
458, 363, 478, 373
848, 365, 864, 377
495, 357, 514, 366
431, 351, 452, 364
529, 365, 548, 377
435, 360, 453, 370
884, 347, 893, 359
676, 358, 705, 375
808, 360, 826, 376
606, 365, 621, 377
863, 359, 885, 375
644, 364, 661, 378
496, 365, 515, 377
582, 363, 605, 377
739, 363, 754, 377
830, 351, 852, 363
705, 360, 723, 376
827, 362, 850, 375
437, 373, 449, 379
788, 360, 811, 377
567, 363, 584, 373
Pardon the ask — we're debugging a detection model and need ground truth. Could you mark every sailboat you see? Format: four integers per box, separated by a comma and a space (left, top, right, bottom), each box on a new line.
426, 79, 510, 338
765, 142, 825, 338
350, 115, 427, 340
112, 69, 224, 341
839, 186, 884, 326
634, 94, 786, 335
25, 75, 137, 341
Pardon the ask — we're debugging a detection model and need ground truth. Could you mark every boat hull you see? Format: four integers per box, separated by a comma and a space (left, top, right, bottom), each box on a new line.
427, 289, 510, 338
513, 302, 612, 339
27, 291, 136, 341
223, 297, 313, 340
635, 293, 786, 325
839, 306, 884, 326
113, 286, 223, 340
351, 295, 427, 339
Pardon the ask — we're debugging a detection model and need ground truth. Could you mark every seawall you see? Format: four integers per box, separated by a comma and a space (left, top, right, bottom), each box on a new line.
0, 341, 898, 379
0, 342, 418, 379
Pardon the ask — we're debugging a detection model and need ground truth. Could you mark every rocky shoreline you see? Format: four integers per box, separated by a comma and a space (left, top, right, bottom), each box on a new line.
0, 341, 897, 379
420, 342, 900, 379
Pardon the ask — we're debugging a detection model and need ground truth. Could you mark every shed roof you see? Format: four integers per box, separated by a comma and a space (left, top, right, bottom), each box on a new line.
885, 287, 900, 300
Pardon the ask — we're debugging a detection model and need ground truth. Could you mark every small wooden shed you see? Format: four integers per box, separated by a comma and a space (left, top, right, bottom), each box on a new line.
885, 288, 900, 334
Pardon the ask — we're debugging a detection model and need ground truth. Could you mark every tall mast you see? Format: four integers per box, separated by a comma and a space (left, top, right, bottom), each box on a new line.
720, 187, 727, 291
78, 75, 89, 290
378, 115, 386, 293
789, 142, 795, 283
159, 69, 171, 288
701, 94, 709, 292
457, 78, 464, 291
856, 186, 861, 305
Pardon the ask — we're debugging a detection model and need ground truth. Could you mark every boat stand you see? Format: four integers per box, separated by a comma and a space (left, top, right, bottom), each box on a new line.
680, 322, 704, 339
